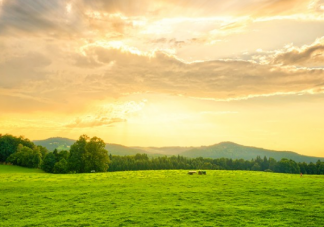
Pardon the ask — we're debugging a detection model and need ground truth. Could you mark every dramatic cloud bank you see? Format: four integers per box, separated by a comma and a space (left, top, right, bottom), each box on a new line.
2, 0, 324, 154
1, 1, 324, 109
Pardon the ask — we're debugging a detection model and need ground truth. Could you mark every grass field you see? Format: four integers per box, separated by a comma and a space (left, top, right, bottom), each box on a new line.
1, 165, 324, 226
0, 165, 44, 174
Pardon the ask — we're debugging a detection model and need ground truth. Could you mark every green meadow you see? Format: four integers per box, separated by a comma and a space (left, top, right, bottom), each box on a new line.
1, 165, 324, 226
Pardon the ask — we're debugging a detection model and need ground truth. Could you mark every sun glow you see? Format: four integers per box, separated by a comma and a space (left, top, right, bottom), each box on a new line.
79, 40, 158, 58
66, 3, 72, 13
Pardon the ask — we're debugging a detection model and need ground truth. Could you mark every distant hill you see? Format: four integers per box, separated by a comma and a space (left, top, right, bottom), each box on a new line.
132, 146, 193, 155
34, 137, 75, 151
179, 142, 324, 163
105, 144, 162, 157
33, 138, 324, 163
33, 137, 160, 156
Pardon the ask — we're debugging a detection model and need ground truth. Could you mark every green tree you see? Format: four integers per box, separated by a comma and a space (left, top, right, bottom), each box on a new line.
68, 135, 109, 173
307, 162, 317, 174
0, 134, 35, 162
58, 150, 69, 161
7, 144, 42, 168
53, 158, 69, 174
251, 162, 261, 171
84, 137, 109, 172
41, 152, 57, 173
261, 156, 269, 171
37, 145, 49, 159
316, 160, 322, 174
275, 159, 300, 174
268, 158, 277, 171
68, 135, 88, 173
318, 162, 324, 174
299, 162, 308, 174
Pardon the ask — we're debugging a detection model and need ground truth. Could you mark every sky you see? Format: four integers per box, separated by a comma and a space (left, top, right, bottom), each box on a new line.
1, 0, 324, 156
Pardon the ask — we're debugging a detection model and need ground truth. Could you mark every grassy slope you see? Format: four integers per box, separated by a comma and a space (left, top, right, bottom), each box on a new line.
0, 165, 44, 173
1, 165, 323, 226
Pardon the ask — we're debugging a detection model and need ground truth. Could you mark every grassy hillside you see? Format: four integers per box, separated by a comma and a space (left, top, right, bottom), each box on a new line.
0, 164, 44, 173
1, 166, 324, 226
181, 142, 324, 163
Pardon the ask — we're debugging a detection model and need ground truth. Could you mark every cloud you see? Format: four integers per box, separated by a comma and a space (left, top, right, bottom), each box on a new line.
200, 111, 239, 115
272, 37, 324, 67
0, 0, 74, 35
69, 43, 324, 100
0, 51, 51, 88
1, 0, 316, 39
247, 0, 311, 18
80, 0, 153, 16
63, 100, 145, 128
84, 0, 313, 19
149, 38, 189, 48
2, 1, 324, 115
1, 37, 324, 115
65, 117, 126, 128
0, 0, 136, 40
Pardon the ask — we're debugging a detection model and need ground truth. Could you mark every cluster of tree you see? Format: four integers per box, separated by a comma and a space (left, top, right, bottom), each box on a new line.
1, 133, 324, 175
41, 149, 69, 173
299, 161, 324, 174
0, 134, 48, 168
108, 154, 324, 175
41, 135, 110, 173
7, 144, 43, 168
0, 134, 37, 162
0, 134, 109, 173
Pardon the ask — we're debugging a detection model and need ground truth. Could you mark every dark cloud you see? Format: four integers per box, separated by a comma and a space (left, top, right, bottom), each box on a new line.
0, 0, 129, 38
0, 0, 66, 34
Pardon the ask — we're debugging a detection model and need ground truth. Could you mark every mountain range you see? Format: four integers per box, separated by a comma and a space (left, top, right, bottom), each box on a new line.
33, 137, 324, 163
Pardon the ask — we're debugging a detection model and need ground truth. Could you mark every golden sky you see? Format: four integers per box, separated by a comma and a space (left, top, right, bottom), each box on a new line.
1, 0, 324, 156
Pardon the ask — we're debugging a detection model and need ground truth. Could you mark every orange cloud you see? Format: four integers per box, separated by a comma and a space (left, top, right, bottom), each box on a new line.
1, 0, 324, 116
272, 37, 324, 67
65, 117, 126, 128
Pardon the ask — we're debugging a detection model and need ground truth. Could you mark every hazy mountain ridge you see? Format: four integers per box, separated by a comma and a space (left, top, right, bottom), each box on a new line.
34, 137, 75, 152
132, 146, 193, 155
33, 138, 324, 163
105, 144, 163, 157
180, 142, 324, 163
33, 137, 161, 157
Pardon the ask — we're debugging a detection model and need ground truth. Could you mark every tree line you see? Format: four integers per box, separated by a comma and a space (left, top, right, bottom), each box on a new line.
0, 134, 109, 173
108, 153, 324, 174
1, 133, 324, 174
